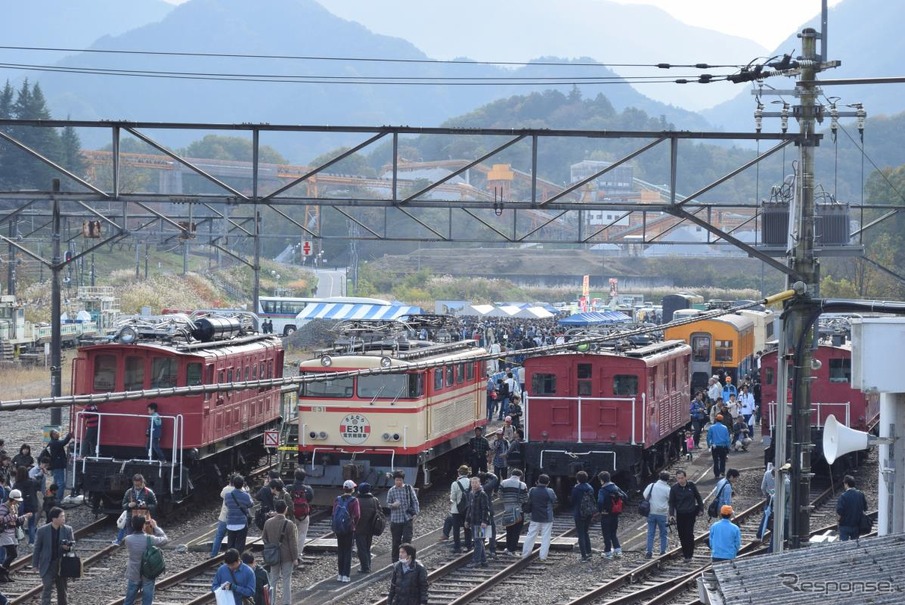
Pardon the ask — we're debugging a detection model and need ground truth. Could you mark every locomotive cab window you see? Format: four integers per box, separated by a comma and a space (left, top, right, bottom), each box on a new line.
531, 373, 557, 395
301, 375, 353, 398
691, 335, 711, 362
466, 362, 475, 381
187, 362, 203, 387
151, 357, 177, 388
93, 354, 117, 392
124, 356, 144, 391
829, 358, 851, 383
613, 375, 639, 396
446, 365, 455, 386
359, 373, 422, 399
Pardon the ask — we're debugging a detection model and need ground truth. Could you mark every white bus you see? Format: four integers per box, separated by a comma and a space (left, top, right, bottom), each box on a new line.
257, 296, 390, 335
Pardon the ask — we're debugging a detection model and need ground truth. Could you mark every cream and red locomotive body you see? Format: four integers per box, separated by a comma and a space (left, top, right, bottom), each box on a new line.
296, 320, 487, 488
522, 339, 691, 489
70, 316, 284, 513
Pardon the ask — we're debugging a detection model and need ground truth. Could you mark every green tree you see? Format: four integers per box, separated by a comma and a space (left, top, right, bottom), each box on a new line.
60, 121, 87, 180
182, 135, 287, 164
3, 80, 63, 189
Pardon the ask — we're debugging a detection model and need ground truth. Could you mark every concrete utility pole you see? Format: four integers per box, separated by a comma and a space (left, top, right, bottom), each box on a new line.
50, 179, 63, 427
782, 28, 821, 550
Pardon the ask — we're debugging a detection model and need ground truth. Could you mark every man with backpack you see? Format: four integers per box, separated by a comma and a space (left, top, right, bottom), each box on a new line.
597, 471, 626, 560
332, 480, 360, 583
123, 515, 168, 605
386, 471, 419, 563
288, 469, 314, 567
449, 465, 471, 554
354, 483, 381, 573
570, 470, 596, 562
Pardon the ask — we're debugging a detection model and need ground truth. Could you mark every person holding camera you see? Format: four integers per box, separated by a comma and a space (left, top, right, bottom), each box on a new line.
386, 471, 419, 563
34, 507, 74, 605
114, 474, 158, 546
123, 516, 168, 605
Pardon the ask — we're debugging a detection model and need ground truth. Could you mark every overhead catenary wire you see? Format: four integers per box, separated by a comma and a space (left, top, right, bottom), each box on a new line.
0, 61, 739, 87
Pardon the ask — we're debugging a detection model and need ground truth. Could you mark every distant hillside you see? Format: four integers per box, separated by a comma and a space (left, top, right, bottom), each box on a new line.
4, 0, 708, 160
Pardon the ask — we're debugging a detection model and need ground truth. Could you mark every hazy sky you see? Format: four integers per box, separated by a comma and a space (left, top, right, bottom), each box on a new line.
163, 0, 842, 50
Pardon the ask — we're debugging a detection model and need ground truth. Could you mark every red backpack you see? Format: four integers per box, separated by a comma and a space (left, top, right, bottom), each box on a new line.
291, 487, 310, 519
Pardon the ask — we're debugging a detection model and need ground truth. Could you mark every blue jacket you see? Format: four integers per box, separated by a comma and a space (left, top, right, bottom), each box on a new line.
709, 518, 741, 559
225, 489, 253, 527
570, 482, 595, 520
836, 488, 867, 528
714, 478, 733, 508
212, 562, 256, 603
707, 422, 731, 448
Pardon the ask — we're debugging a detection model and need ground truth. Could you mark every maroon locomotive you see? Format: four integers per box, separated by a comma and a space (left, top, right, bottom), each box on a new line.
760, 341, 879, 466
70, 315, 285, 514
522, 339, 692, 490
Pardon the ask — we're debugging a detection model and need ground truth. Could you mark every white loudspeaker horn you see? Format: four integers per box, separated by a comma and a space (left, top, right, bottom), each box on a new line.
823, 414, 871, 464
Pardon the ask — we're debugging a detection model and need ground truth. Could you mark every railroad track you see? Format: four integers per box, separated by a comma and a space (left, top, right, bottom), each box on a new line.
102, 508, 334, 605
6, 516, 116, 605
369, 512, 579, 605
560, 480, 848, 605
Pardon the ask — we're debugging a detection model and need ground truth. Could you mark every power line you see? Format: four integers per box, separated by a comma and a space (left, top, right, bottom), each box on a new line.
0, 45, 747, 70
0, 62, 736, 86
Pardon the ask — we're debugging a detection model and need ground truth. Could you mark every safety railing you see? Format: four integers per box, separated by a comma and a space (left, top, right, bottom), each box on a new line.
766, 400, 851, 430
523, 395, 640, 444
73, 410, 184, 495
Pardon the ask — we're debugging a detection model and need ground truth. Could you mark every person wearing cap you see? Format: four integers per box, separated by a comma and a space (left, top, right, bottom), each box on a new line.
709, 505, 741, 562
501, 417, 516, 441
333, 480, 360, 583
355, 483, 379, 573
386, 471, 419, 563
449, 465, 472, 554
706, 414, 731, 479
508, 395, 523, 430
0, 488, 32, 581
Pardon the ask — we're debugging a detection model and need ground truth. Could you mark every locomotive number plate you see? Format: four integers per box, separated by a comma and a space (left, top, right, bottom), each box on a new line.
340, 413, 371, 445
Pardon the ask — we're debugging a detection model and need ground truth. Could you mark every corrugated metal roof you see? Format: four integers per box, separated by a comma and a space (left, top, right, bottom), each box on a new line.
704, 534, 905, 605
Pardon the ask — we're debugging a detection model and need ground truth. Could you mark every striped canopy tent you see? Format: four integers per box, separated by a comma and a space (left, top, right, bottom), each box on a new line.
295, 302, 423, 322
557, 311, 631, 326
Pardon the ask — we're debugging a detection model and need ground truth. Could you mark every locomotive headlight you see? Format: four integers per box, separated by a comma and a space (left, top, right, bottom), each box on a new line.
320, 355, 333, 367
392, 433, 400, 441
118, 326, 138, 344
318, 431, 328, 440
382, 433, 391, 441
380, 356, 393, 368
309, 431, 318, 440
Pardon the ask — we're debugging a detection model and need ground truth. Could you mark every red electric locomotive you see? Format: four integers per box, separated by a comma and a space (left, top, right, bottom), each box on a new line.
522, 339, 691, 490
760, 340, 879, 466
70, 314, 285, 514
